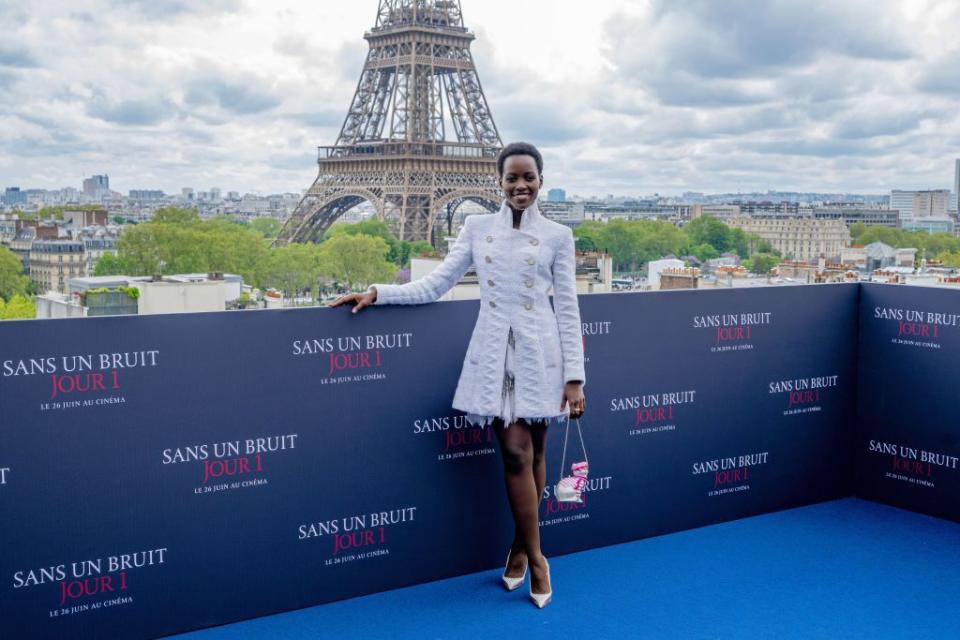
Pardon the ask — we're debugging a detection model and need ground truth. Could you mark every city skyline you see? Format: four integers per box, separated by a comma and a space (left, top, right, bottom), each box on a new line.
1, 0, 959, 197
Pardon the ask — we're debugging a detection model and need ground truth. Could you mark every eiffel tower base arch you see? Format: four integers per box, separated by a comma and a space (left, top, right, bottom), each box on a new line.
278, 161, 502, 246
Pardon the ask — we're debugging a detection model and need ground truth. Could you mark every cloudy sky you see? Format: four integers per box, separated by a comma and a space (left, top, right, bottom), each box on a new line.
1, 0, 959, 197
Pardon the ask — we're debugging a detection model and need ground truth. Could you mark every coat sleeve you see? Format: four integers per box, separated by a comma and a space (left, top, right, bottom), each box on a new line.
552, 227, 586, 387
367, 217, 474, 306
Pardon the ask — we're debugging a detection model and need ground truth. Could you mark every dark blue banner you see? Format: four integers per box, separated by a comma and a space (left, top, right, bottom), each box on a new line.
856, 283, 960, 521
0, 284, 859, 639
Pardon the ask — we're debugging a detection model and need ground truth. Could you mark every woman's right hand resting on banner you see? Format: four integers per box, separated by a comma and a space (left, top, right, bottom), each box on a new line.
329, 288, 377, 314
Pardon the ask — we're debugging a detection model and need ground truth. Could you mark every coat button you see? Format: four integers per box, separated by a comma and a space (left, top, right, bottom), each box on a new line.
524, 302, 533, 310
487, 279, 495, 286
525, 279, 534, 288
489, 300, 497, 308
486, 235, 493, 243
526, 257, 535, 265
530, 239, 539, 246
485, 256, 492, 263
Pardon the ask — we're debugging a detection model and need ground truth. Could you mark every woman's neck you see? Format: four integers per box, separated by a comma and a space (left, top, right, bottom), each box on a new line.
510, 206, 524, 230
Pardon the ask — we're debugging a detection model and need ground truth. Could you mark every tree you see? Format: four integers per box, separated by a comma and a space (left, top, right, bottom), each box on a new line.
689, 243, 720, 262
747, 253, 779, 274
0, 246, 29, 300
572, 219, 688, 272
199, 218, 270, 285
684, 215, 733, 253
115, 224, 164, 275
249, 217, 282, 239
752, 236, 779, 256
152, 206, 200, 225
632, 220, 688, 264
936, 251, 960, 268
318, 234, 397, 290
393, 240, 434, 266
729, 227, 750, 257
923, 232, 960, 257
324, 218, 407, 264
0, 294, 35, 320
850, 224, 960, 258
93, 253, 124, 276
573, 221, 606, 252
112, 215, 126, 225
113, 210, 269, 284
260, 244, 323, 302
613, 220, 683, 270
323, 218, 395, 244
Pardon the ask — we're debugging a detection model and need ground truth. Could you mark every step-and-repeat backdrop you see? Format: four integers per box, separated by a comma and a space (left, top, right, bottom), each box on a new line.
856, 283, 960, 521
1, 284, 859, 638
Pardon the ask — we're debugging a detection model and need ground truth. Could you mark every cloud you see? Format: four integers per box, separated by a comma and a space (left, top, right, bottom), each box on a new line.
637, 74, 773, 109
916, 51, 960, 96
0, 43, 38, 68
285, 110, 344, 128
831, 109, 930, 140
495, 98, 589, 146
639, 0, 911, 77
745, 138, 877, 158
604, 0, 914, 110
111, 0, 241, 19
87, 95, 177, 126
183, 66, 283, 115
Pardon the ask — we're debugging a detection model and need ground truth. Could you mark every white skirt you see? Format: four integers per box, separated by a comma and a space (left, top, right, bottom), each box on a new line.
464, 327, 564, 429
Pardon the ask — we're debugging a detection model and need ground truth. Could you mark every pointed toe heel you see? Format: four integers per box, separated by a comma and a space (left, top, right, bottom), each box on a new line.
529, 559, 552, 609
501, 549, 527, 591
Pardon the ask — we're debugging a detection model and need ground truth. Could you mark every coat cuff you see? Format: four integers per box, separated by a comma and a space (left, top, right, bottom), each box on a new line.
368, 284, 394, 305
564, 370, 586, 387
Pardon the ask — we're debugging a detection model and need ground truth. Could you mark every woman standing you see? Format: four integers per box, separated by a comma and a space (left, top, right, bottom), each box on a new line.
332, 142, 586, 609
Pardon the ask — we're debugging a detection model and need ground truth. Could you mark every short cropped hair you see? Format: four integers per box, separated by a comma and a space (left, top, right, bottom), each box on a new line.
497, 142, 543, 176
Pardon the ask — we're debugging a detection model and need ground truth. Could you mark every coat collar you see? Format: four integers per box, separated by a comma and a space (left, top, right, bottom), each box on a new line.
495, 199, 545, 235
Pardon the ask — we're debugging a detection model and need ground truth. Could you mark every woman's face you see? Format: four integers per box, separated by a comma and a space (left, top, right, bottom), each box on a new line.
500, 154, 543, 211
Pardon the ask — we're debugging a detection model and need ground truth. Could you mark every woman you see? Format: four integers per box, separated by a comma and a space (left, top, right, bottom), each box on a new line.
332, 142, 586, 609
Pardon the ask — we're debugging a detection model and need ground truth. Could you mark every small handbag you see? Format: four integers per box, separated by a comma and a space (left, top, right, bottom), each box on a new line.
555, 414, 589, 503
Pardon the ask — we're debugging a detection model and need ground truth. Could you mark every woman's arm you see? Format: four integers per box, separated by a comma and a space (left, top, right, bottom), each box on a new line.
552, 228, 586, 387
367, 216, 475, 306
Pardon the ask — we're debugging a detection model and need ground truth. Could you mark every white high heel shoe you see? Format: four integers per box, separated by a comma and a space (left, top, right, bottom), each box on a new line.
501, 548, 527, 591
529, 558, 552, 609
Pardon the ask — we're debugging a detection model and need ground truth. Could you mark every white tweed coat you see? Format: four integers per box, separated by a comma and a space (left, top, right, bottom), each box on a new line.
369, 200, 586, 419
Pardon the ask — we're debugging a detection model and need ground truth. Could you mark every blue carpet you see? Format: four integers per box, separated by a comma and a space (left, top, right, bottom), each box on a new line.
173, 499, 960, 640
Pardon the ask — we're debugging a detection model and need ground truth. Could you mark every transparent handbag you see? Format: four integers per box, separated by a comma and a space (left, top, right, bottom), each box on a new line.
555, 414, 589, 503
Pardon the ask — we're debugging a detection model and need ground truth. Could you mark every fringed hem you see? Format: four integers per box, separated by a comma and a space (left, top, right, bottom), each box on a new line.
464, 412, 567, 429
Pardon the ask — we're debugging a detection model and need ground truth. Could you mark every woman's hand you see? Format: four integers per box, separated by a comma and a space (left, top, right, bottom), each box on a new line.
329, 288, 377, 314
561, 381, 585, 418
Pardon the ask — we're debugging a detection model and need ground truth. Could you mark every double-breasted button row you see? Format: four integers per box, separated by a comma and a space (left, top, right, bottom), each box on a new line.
485, 256, 492, 263
486, 236, 493, 243
489, 300, 497, 308
530, 239, 539, 246
487, 279, 495, 287
526, 257, 535, 265
524, 279, 534, 288
523, 302, 533, 310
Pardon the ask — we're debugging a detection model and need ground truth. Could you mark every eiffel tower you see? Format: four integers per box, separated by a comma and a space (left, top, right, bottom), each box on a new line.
276, 0, 503, 247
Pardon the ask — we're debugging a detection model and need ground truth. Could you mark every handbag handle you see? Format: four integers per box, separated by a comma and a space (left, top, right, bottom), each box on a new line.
558, 414, 588, 482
